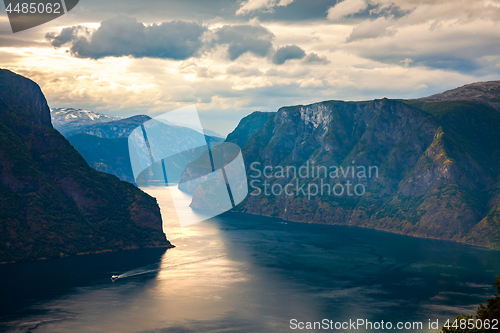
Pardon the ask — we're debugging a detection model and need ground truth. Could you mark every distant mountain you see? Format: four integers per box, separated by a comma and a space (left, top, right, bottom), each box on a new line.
0, 69, 172, 263
51, 108, 121, 135
61, 113, 225, 140
52, 112, 224, 184
190, 81, 500, 249
64, 115, 151, 138
416, 81, 500, 110
203, 128, 225, 139
67, 134, 135, 183
66, 123, 224, 184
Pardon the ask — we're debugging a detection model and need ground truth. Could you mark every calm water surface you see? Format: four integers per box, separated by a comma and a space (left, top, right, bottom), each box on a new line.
1, 186, 499, 332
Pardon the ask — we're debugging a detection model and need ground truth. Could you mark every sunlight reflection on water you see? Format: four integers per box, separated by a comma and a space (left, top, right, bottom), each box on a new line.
140, 184, 213, 230
1, 186, 500, 332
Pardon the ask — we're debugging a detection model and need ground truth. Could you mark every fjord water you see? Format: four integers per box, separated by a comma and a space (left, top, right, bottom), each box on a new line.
1, 187, 500, 332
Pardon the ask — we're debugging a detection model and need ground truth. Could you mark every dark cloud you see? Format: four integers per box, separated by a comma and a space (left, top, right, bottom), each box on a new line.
411, 56, 481, 73
46, 16, 207, 60
271, 45, 305, 64
238, 0, 335, 21
302, 53, 330, 64
57, 0, 338, 23
213, 25, 275, 60
45, 26, 89, 47
46, 18, 277, 62
354, 51, 483, 74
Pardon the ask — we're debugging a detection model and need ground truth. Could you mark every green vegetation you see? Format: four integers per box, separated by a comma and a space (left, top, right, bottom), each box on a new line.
0, 69, 171, 263
225, 111, 272, 148
67, 134, 135, 183
224, 92, 500, 249
440, 276, 500, 333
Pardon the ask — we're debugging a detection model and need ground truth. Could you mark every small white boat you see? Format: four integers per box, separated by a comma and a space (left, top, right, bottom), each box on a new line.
111, 275, 119, 281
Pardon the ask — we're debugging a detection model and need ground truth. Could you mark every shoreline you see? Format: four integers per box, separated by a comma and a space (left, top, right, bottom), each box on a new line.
224, 211, 499, 251
0, 243, 175, 265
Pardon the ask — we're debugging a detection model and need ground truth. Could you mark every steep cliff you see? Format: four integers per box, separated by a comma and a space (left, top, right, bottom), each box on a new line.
0, 69, 172, 263
225, 111, 273, 148
222, 82, 500, 249
67, 134, 135, 183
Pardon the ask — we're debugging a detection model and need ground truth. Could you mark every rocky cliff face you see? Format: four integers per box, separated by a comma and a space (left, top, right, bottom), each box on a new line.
0, 69, 172, 263
225, 111, 273, 148
226, 83, 500, 249
0, 69, 52, 127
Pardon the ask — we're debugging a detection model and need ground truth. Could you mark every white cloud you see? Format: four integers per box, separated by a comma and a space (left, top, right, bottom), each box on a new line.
344, 18, 500, 73
347, 16, 395, 41
236, 0, 294, 16
327, 0, 368, 20
3, 1, 500, 134
335, 0, 500, 75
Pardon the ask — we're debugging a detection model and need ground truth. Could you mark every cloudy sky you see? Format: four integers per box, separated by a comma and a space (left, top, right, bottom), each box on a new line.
1, 0, 500, 135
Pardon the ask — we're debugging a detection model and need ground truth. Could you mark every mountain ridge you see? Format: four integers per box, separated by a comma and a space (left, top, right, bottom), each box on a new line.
51, 107, 122, 135
0, 69, 173, 263
415, 80, 500, 110
64, 116, 225, 184
64, 115, 151, 138
222, 82, 500, 249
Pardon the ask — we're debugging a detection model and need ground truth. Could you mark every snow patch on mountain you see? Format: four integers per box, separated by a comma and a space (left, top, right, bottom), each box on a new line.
51, 108, 122, 134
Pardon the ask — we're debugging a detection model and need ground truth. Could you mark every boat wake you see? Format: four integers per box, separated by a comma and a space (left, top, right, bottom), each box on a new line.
111, 263, 159, 281
111, 254, 225, 281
